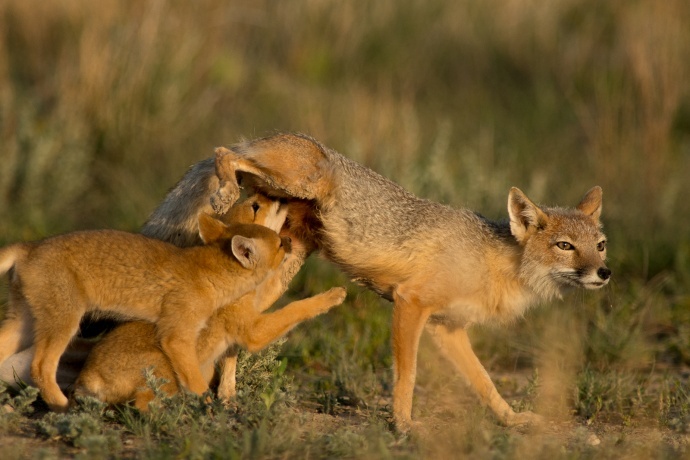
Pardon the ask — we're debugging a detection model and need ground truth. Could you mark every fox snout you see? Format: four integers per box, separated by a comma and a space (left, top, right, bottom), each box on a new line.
578, 264, 611, 289
597, 267, 612, 281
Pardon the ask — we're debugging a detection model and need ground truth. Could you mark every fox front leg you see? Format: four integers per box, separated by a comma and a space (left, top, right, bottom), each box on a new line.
391, 293, 433, 432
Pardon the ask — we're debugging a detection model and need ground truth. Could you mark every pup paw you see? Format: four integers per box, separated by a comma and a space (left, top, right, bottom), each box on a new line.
324, 287, 347, 306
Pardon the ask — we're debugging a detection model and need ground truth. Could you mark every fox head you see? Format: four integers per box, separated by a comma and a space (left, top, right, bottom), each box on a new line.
220, 193, 288, 233
221, 193, 319, 257
197, 214, 291, 271
508, 186, 610, 298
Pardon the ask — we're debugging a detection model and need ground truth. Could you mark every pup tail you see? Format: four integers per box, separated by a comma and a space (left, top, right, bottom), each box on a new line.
0, 243, 29, 276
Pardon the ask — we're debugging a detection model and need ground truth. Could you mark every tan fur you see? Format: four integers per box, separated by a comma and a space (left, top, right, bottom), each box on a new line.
0, 213, 289, 412
72, 198, 345, 410
208, 133, 610, 430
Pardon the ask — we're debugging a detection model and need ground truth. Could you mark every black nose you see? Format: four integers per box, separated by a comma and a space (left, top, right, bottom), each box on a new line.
597, 267, 611, 280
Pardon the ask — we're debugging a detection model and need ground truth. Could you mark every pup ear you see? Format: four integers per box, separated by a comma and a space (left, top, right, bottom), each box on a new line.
198, 213, 227, 244
576, 186, 603, 223
508, 187, 548, 243
231, 235, 258, 270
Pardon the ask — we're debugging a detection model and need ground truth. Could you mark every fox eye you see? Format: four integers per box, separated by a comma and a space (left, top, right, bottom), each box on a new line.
251, 202, 260, 213
556, 241, 574, 251
597, 241, 607, 251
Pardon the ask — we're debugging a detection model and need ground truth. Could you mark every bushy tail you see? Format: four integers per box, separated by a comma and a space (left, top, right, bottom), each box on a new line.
0, 243, 29, 275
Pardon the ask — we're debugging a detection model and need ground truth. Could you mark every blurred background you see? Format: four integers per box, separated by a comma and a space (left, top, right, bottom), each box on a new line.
1, 0, 690, 438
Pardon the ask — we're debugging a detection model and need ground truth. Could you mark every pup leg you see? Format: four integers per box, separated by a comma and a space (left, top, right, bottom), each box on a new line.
0, 346, 33, 388
157, 322, 209, 395
426, 323, 541, 427
133, 378, 179, 411
242, 287, 346, 352
0, 300, 34, 365
391, 294, 432, 431
133, 389, 156, 412
215, 287, 345, 402
216, 346, 238, 401
32, 321, 80, 412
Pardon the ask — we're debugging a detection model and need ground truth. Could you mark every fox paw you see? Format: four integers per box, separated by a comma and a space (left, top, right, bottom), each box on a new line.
210, 180, 240, 215
324, 287, 347, 306
504, 410, 544, 427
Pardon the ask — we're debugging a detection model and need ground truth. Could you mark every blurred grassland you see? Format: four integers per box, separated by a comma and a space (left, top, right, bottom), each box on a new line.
2, 0, 690, 457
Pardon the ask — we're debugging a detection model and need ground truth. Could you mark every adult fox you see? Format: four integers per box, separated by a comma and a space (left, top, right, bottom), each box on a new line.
205, 133, 611, 430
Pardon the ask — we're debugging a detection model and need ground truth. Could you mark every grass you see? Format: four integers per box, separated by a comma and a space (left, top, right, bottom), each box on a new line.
2, 0, 690, 457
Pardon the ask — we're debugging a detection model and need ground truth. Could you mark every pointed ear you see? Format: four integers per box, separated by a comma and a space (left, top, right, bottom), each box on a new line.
231, 235, 258, 270
198, 213, 227, 244
576, 186, 602, 222
508, 187, 548, 243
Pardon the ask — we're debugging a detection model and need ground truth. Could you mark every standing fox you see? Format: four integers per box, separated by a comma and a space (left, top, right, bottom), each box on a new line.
0, 212, 290, 412
157, 132, 608, 430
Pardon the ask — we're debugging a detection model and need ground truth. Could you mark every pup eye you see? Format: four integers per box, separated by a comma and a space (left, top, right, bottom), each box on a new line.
597, 241, 607, 251
251, 202, 260, 213
556, 241, 574, 251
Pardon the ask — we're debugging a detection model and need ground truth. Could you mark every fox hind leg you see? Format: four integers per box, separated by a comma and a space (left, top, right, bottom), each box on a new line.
0, 288, 36, 365
32, 318, 81, 412
0, 304, 34, 365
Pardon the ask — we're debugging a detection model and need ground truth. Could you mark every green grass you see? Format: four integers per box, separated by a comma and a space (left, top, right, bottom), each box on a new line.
2, 0, 690, 457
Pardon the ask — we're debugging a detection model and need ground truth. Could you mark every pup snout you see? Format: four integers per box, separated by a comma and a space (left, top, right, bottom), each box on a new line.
597, 267, 612, 281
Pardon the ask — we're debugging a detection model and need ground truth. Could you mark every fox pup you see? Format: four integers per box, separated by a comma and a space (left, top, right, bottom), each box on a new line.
73, 199, 346, 409
0, 212, 290, 412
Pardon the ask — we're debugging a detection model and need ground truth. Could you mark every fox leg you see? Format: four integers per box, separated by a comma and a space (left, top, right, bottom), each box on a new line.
426, 323, 540, 426
391, 293, 432, 430
242, 287, 346, 353
212, 135, 333, 214
31, 319, 81, 412
217, 345, 239, 401
158, 328, 209, 395
0, 303, 33, 365
215, 288, 345, 401
132, 378, 179, 411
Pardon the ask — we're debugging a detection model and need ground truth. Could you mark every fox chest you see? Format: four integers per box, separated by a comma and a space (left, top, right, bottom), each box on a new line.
427, 287, 536, 328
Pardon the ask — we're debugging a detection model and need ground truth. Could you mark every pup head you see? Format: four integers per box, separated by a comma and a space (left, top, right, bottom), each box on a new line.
198, 214, 291, 271
220, 193, 288, 233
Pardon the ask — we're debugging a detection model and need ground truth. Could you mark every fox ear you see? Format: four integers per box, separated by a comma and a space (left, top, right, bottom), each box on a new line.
198, 213, 227, 244
576, 186, 602, 222
231, 235, 258, 270
508, 187, 548, 243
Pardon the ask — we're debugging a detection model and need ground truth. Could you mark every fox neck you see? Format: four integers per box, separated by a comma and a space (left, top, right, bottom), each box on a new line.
482, 223, 562, 321
188, 246, 271, 306
517, 256, 563, 302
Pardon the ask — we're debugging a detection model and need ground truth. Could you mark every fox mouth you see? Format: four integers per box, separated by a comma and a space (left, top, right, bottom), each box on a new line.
552, 271, 609, 289
582, 280, 609, 289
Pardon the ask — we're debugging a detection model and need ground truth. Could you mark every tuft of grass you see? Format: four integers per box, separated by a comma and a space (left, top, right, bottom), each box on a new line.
573, 366, 646, 424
